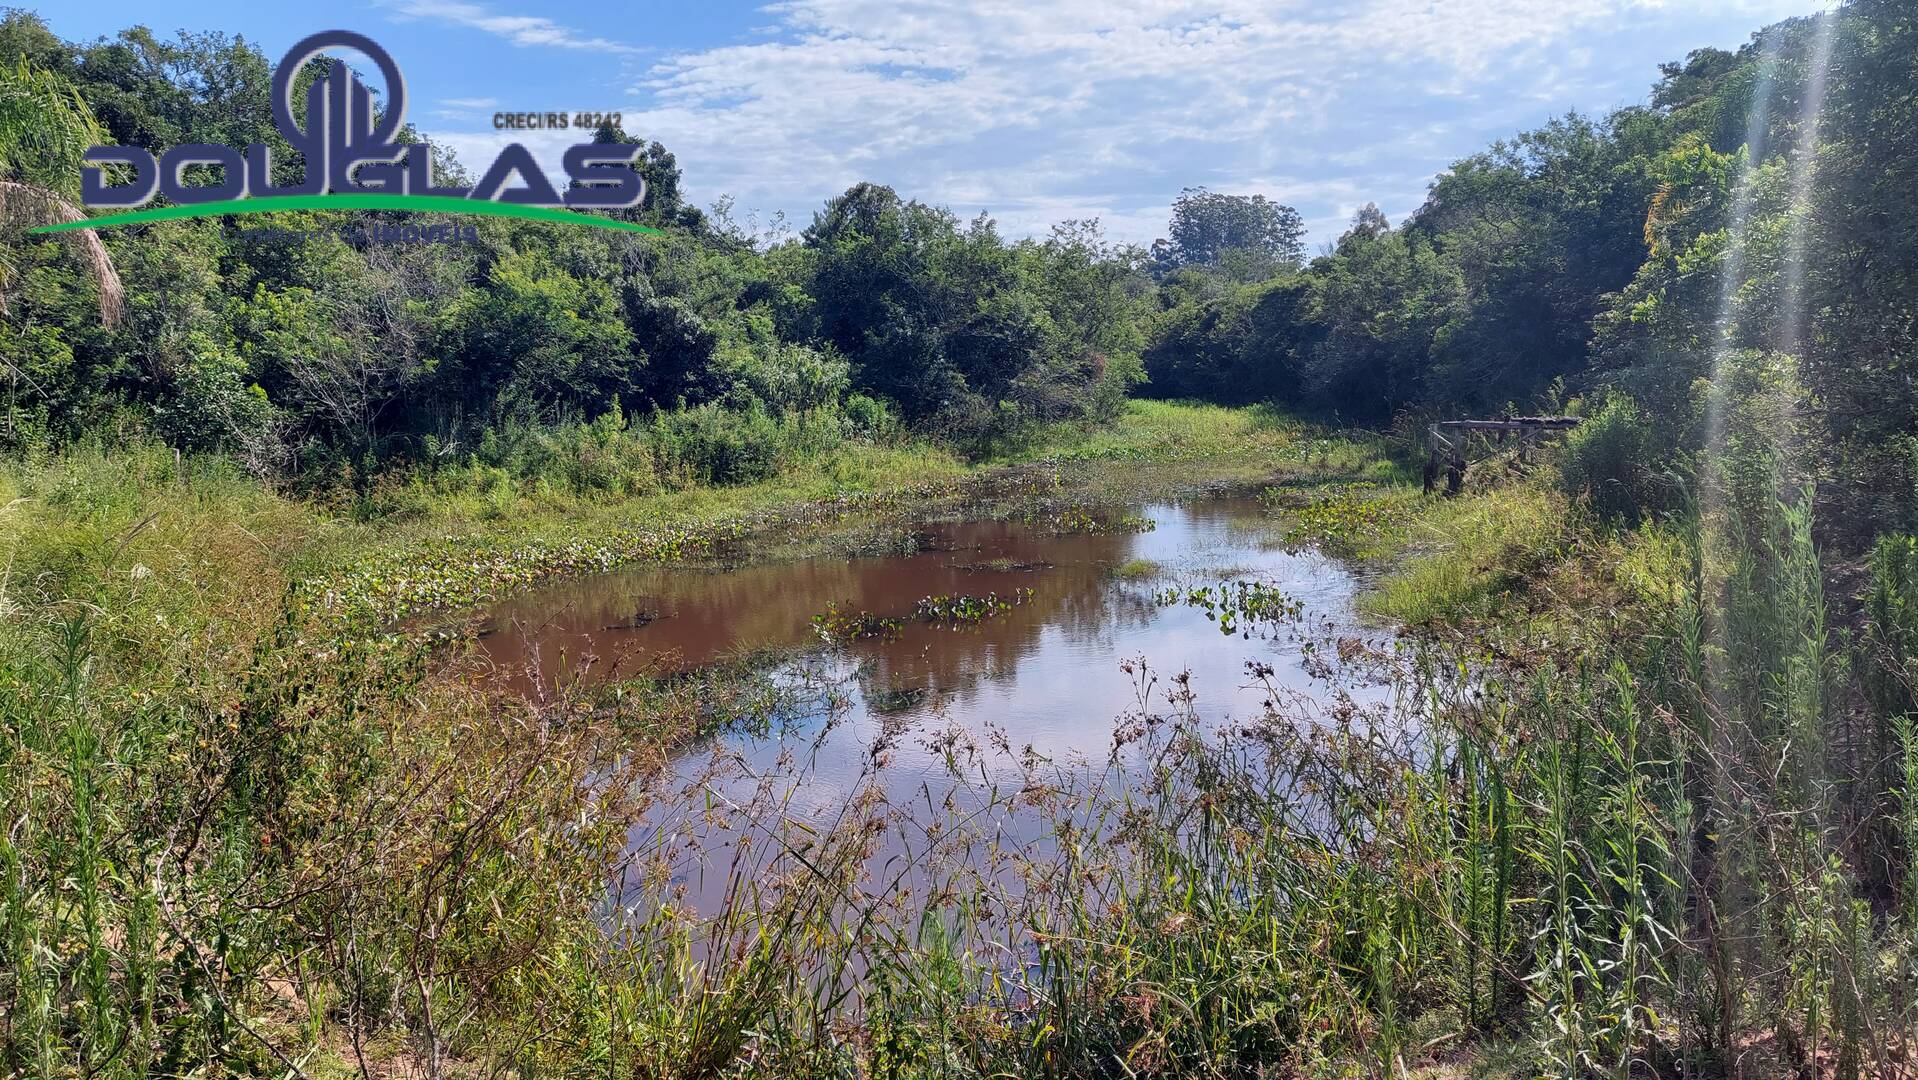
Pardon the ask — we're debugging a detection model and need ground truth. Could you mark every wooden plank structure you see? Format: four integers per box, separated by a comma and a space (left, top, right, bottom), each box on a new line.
1423, 415, 1581, 495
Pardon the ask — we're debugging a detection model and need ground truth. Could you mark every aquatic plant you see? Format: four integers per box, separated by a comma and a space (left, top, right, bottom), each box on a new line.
810, 601, 906, 644
1275, 482, 1408, 558
812, 588, 1038, 645
1110, 557, 1163, 581
912, 587, 1035, 625
1155, 579, 1303, 636
1035, 507, 1158, 535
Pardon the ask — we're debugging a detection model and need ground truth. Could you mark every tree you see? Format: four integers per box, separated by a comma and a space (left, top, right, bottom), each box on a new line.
1152, 187, 1306, 278
1341, 204, 1391, 246
1411, 111, 1666, 412
432, 249, 640, 425
1306, 227, 1460, 420
0, 57, 120, 325
1142, 276, 1317, 404
587, 119, 707, 233
1800, 0, 1918, 533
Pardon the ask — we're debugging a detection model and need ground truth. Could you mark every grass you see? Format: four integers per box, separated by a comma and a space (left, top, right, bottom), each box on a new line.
1362, 480, 1570, 626
5, 405, 1911, 1077
0, 403, 1407, 1077
0, 402, 1361, 1076
1345, 474, 1698, 671
0, 401, 1377, 651
1001, 399, 1402, 483
1110, 557, 1163, 581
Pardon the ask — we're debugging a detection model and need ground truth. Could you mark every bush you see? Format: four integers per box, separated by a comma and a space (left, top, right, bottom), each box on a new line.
150, 348, 284, 474
456, 407, 659, 499
1560, 397, 1659, 524
840, 393, 897, 442
650, 402, 788, 485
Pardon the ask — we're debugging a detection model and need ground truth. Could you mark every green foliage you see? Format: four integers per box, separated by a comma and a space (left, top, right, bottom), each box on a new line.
812, 588, 1036, 644
1154, 579, 1302, 636
1276, 481, 1410, 558
11, 0, 1918, 1071
0, 55, 101, 198
795, 183, 1146, 442
1142, 274, 1317, 403
435, 249, 641, 421
1866, 534, 1918, 722
0, 13, 1151, 485
1799, 0, 1918, 536
1141, 107, 1664, 422
651, 401, 789, 486
1151, 186, 1307, 278
7, 399, 1918, 1076
811, 601, 905, 643
912, 587, 1034, 624
1110, 557, 1162, 581
1559, 396, 1661, 523
1365, 482, 1570, 625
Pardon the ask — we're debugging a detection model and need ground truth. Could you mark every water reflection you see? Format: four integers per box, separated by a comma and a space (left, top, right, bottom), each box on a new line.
477, 496, 1383, 916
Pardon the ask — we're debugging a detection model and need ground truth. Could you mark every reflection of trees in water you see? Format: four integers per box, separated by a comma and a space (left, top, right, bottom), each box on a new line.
479, 517, 1147, 691
617, 646, 1416, 928
848, 579, 1162, 713
479, 496, 1307, 697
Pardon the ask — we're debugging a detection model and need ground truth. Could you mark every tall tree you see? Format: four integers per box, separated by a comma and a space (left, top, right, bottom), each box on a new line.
1152, 187, 1306, 279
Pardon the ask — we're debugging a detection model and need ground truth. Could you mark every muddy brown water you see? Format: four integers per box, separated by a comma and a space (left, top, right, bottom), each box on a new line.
476, 495, 1386, 917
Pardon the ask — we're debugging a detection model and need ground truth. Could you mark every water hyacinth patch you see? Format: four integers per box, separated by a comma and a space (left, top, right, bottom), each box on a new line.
813, 588, 1038, 644
1270, 482, 1411, 560
811, 601, 907, 644
1155, 580, 1303, 637
1035, 508, 1159, 535
913, 587, 1036, 625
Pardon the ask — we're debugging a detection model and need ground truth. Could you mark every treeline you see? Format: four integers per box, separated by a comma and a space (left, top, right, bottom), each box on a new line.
1144, 110, 1666, 422
5, 3, 1917, 543
1145, 0, 1918, 548
0, 13, 1151, 493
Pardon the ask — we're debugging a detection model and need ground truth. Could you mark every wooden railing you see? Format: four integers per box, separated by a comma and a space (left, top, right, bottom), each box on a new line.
1423, 416, 1581, 494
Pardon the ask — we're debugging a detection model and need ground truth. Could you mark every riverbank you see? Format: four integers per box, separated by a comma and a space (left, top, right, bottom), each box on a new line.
17, 403, 1848, 1078
0, 402, 1389, 639
2, 401, 1449, 1076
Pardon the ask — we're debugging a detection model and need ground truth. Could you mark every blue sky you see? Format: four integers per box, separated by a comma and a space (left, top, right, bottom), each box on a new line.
41, 0, 1822, 247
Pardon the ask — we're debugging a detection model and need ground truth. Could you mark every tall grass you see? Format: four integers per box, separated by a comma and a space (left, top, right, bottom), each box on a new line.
7, 414, 1918, 1075
1362, 481, 1569, 626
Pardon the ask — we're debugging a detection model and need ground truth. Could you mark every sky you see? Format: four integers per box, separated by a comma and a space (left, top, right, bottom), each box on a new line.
41, 0, 1824, 248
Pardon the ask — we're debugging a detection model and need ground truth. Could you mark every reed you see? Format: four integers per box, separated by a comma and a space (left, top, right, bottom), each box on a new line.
6, 422, 1918, 1076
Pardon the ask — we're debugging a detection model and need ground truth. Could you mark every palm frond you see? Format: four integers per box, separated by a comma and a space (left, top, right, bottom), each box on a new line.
0, 57, 120, 326
0, 180, 123, 327
0, 57, 105, 201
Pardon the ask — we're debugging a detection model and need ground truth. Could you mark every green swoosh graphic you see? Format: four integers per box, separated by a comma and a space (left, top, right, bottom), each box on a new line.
29, 194, 661, 235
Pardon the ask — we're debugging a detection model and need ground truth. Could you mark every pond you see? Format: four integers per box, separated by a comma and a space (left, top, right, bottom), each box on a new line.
476, 494, 1389, 917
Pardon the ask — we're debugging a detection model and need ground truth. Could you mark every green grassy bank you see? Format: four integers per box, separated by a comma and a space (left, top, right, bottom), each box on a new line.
4, 402, 1913, 1078
0, 402, 1408, 1077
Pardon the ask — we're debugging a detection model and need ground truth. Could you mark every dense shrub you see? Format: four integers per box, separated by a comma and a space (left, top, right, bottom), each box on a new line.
1865, 534, 1918, 719
651, 402, 781, 485
1560, 397, 1660, 524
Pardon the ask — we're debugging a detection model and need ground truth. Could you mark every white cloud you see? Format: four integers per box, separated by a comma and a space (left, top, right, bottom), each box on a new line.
389, 1, 644, 54
420, 0, 1818, 244
433, 95, 501, 122
431, 127, 577, 180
